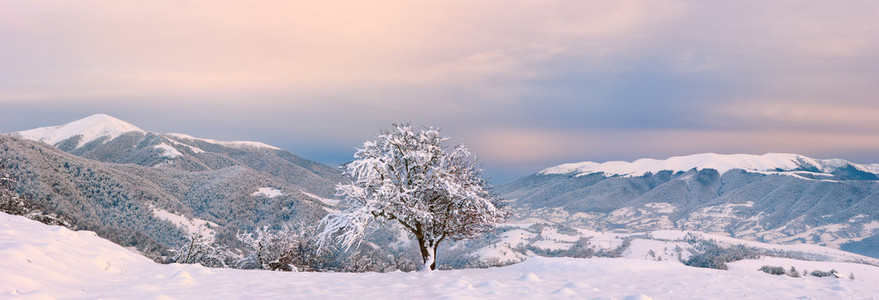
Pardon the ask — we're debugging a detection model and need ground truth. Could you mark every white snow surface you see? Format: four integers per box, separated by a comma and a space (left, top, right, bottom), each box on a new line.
167, 138, 205, 154
541, 152, 879, 177
11, 113, 145, 148
2, 213, 879, 299
252, 187, 284, 198
300, 190, 340, 206
153, 143, 183, 158
150, 205, 218, 240
167, 133, 280, 150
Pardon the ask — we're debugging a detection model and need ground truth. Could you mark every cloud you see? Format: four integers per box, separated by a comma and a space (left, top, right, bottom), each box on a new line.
711, 101, 879, 133
467, 127, 879, 166
0, 1, 686, 101
3, 0, 879, 182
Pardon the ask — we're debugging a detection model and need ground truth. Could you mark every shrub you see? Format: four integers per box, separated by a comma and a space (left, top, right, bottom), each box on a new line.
759, 265, 786, 275
236, 225, 337, 272
788, 266, 800, 277
684, 240, 760, 270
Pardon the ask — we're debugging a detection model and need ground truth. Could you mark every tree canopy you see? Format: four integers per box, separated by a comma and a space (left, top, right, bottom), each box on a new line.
318, 124, 506, 270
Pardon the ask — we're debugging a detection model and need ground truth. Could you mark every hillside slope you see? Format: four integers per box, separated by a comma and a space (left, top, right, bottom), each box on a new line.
0, 133, 334, 259
10, 114, 343, 197
498, 153, 879, 258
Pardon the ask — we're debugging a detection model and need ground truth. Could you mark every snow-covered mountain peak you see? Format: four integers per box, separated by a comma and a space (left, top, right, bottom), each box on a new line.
8, 114, 283, 152
12, 113, 145, 148
540, 153, 878, 178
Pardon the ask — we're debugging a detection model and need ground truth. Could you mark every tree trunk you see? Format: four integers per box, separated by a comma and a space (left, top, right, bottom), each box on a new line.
416, 236, 437, 271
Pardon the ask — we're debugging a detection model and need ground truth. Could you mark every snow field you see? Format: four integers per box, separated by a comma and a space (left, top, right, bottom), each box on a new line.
648, 230, 879, 265
469, 225, 879, 269
3, 213, 879, 299
153, 143, 183, 158
251, 187, 284, 198
166, 138, 205, 154
167, 133, 280, 150
149, 205, 218, 240
300, 190, 340, 206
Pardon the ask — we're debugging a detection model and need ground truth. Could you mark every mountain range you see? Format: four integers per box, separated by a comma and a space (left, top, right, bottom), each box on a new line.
1, 114, 342, 259
3, 114, 879, 262
497, 153, 879, 258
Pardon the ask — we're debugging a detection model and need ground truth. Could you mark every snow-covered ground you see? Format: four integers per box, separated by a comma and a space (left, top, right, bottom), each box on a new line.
300, 190, 340, 206
167, 133, 280, 150
149, 205, 218, 241
3, 212, 878, 299
467, 223, 879, 269
153, 143, 183, 158
251, 187, 284, 198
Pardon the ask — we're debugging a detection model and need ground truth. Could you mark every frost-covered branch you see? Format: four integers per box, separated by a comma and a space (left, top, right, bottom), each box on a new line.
317, 124, 507, 270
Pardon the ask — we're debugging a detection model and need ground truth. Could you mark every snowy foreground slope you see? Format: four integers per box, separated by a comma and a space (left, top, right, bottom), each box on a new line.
3, 213, 879, 299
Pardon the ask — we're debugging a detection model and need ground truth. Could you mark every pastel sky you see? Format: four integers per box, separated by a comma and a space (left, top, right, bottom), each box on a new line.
2, 1, 879, 183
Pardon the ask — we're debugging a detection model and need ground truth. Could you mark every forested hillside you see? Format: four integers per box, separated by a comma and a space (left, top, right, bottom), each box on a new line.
0, 135, 338, 260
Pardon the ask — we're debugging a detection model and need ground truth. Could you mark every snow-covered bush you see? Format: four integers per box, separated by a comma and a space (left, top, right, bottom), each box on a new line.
809, 269, 837, 278
234, 225, 362, 272
759, 265, 786, 275
683, 240, 760, 270
318, 124, 507, 270
237, 225, 318, 271
171, 232, 235, 268
527, 236, 595, 259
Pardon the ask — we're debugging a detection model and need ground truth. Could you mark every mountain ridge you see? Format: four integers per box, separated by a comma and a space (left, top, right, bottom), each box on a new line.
6, 114, 879, 262
5, 114, 342, 196
1, 115, 345, 261
499, 154, 879, 259
541, 152, 879, 179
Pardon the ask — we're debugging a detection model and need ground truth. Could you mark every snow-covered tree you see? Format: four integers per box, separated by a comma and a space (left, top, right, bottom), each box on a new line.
318, 124, 507, 270
172, 232, 234, 268
236, 225, 323, 271
0, 160, 26, 215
